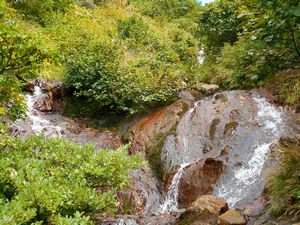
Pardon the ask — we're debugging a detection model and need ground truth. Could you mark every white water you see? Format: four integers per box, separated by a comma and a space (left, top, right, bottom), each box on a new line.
159, 163, 191, 213
25, 85, 64, 137
214, 94, 284, 206
113, 219, 139, 225
159, 106, 197, 214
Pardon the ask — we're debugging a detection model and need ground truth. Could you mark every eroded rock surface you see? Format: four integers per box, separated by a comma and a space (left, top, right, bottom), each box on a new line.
178, 158, 224, 208
128, 100, 188, 155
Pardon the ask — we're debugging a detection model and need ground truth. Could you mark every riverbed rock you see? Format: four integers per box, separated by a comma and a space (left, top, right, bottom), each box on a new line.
128, 100, 188, 155
178, 158, 224, 208
176, 195, 228, 225
242, 195, 267, 223
33, 92, 53, 112
117, 166, 160, 215
194, 83, 219, 95
218, 209, 246, 225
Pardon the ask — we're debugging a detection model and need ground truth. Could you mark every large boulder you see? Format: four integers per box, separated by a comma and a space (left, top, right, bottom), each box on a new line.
128, 100, 188, 155
176, 195, 228, 225
194, 83, 219, 95
218, 209, 246, 225
178, 158, 224, 208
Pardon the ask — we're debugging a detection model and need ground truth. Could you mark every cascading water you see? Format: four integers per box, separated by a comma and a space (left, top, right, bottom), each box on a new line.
213, 93, 285, 207
15, 83, 64, 138
159, 106, 198, 214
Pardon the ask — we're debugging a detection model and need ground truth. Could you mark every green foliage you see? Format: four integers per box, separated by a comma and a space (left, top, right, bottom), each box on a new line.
268, 140, 300, 218
129, 0, 200, 20
197, 0, 242, 55
0, 22, 51, 120
7, 0, 75, 24
0, 131, 142, 224
197, 0, 300, 89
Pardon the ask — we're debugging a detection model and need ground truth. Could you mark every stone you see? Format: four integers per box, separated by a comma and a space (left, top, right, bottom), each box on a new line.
178, 158, 224, 208
243, 196, 267, 223
218, 209, 246, 225
128, 100, 187, 154
33, 93, 53, 112
117, 166, 160, 215
195, 83, 219, 95
176, 195, 228, 225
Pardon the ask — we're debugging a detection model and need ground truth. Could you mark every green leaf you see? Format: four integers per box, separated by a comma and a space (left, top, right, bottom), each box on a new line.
293, 6, 300, 16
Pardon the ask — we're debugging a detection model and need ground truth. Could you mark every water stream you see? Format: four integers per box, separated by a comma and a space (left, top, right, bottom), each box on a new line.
213, 93, 285, 207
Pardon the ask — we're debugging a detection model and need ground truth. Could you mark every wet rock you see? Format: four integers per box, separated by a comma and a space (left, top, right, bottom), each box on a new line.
243, 195, 267, 224
118, 166, 160, 215
128, 100, 187, 155
176, 195, 228, 225
218, 209, 246, 225
178, 158, 224, 208
33, 93, 53, 112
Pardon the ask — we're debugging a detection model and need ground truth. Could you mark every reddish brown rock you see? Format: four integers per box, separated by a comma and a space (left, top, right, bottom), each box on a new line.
178, 158, 224, 208
218, 209, 246, 225
128, 100, 187, 154
176, 195, 228, 225
33, 93, 53, 112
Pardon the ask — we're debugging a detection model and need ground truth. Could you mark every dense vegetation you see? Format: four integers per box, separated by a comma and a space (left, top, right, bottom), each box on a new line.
0, 126, 142, 224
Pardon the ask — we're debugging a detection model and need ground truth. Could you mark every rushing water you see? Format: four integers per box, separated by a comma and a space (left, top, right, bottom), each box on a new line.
16, 84, 64, 137
159, 106, 198, 214
213, 93, 285, 207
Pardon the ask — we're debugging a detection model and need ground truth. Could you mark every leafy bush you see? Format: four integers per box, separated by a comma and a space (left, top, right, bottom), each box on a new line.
0, 22, 51, 120
7, 0, 75, 23
0, 130, 142, 224
268, 139, 300, 218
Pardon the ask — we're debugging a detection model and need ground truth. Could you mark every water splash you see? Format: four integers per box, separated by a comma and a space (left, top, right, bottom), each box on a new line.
24, 85, 63, 137
159, 105, 198, 214
214, 93, 285, 207
113, 219, 139, 225
159, 163, 191, 213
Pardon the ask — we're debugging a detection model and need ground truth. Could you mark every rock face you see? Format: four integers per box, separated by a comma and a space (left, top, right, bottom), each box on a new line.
176, 195, 228, 225
32, 79, 64, 112
128, 100, 188, 154
218, 209, 246, 225
118, 166, 161, 215
161, 90, 291, 209
178, 158, 224, 208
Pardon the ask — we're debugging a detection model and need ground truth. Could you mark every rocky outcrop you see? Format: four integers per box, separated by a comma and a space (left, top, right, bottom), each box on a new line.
218, 209, 246, 225
176, 195, 228, 225
128, 100, 188, 154
178, 158, 224, 208
194, 83, 219, 95
32, 79, 64, 112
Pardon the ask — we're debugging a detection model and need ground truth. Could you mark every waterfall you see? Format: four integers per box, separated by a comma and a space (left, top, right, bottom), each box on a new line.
213, 93, 285, 207
24, 84, 64, 137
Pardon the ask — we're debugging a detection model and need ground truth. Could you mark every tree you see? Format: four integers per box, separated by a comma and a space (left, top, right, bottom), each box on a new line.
0, 22, 51, 120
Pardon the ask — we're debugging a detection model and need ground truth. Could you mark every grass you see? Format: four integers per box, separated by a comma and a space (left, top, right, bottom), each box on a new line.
268, 137, 300, 219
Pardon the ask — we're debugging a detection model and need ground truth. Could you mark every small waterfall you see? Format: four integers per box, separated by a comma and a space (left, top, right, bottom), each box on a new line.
24, 84, 64, 137
159, 163, 191, 213
159, 106, 197, 214
213, 93, 285, 207
113, 219, 139, 225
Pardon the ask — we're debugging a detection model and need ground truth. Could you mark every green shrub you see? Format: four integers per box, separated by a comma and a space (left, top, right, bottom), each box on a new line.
268, 140, 300, 218
7, 0, 75, 23
0, 130, 142, 224
0, 22, 51, 121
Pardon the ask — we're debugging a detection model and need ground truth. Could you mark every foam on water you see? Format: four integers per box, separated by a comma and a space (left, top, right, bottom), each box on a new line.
214, 93, 285, 207
159, 163, 191, 213
25, 85, 63, 137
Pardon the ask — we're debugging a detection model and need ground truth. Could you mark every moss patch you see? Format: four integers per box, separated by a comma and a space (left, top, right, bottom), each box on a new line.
224, 121, 238, 134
